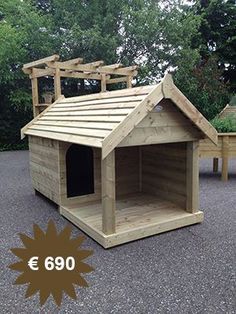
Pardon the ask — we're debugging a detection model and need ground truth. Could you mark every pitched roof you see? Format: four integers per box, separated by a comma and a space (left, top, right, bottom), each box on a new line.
22, 74, 217, 159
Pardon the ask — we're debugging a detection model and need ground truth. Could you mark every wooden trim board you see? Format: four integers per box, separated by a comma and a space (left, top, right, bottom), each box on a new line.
61, 206, 203, 248
60, 193, 204, 248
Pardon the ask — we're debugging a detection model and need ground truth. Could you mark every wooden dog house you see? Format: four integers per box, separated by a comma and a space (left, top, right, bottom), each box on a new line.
21, 57, 218, 248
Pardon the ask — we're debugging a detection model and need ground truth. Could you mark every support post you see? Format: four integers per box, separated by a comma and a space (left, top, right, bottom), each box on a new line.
101, 150, 116, 234
186, 141, 199, 213
126, 75, 133, 88
54, 67, 61, 100
213, 158, 219, 172
222, 135, 229, 181
31, 69, 39, 117
101, 74, 107, 92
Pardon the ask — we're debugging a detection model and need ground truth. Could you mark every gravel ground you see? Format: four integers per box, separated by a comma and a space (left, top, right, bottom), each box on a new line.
0, 150, 235, 314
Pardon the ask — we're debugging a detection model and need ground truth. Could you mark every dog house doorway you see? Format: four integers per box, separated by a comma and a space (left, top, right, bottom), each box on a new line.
66, 144, 94, 198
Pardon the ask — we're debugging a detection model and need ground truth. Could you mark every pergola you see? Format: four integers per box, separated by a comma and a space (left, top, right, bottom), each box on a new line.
22, 54, 138, 117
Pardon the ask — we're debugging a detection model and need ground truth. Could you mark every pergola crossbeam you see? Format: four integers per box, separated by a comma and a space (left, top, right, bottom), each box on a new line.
23, 54, 59, 72
23, 55, 138, 117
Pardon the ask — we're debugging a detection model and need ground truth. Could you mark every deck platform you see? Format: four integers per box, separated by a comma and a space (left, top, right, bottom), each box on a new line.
60, 193, 203, 248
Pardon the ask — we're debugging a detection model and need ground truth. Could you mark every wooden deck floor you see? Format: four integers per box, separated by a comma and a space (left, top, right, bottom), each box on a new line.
60, 193, 203, 248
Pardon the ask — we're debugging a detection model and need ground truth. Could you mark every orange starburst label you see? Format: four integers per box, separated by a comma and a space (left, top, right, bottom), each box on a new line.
9, 220, 94, 306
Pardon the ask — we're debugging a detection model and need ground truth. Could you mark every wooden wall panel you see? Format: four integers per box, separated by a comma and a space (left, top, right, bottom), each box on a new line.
115, 146, 140, 197
29, 135, 60, 204
119, 99, 202, 147
142, 143, 187, 207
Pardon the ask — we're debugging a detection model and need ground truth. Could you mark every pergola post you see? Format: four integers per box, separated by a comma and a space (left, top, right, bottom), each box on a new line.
126, 75, 133, 88
222, 135, 229, 181
101, 74, 107, 92
101, 149, 116, 234
31, 69, 40, 117
186, 141, 199, 213
54, 67, 61, 100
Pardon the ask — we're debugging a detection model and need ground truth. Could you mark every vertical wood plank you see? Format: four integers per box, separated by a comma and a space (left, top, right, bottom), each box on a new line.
102, 149, 116, 234
186, 141, 199, 213
31, 69, 39, 117
101, 74, 107, 92
222, 135, 229, 181
213, 158, 219, 172
126, 75, 133, 88
54, 67, 61, 100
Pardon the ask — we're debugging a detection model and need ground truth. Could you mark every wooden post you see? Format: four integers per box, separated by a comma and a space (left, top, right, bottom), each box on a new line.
222, 135, 229, 181
101, 74, 107, 92
186, 141, 199, 213
54, 67, 61, 100
213, 158, 219, 172
31, 69, 40, 117
101, 150, 116, 234
126, 75, 132, 88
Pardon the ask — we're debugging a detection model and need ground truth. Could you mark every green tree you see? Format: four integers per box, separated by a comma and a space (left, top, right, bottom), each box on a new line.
194, 0, 236, 90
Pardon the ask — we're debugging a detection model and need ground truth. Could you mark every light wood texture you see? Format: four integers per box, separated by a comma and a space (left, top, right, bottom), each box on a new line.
54, 67, 61, 100
47, 61, 138, 76
101, 150, 116, 234
186, 141, 199, 213
21, 95, 65, 139
162, 74, 218, 145
142, 143, 187, 208
31, 69, 39, 117
126, 75, 133, 88
102, 83, 160, 158
23, 54, 59, 71
101, 74, 107, 92
222, 135, 229, 181
119, 99, 201, 147
199, 133, 236, 181
59, 70, 110, 81
29, 68, 55, 79
29, 136, 60, 204
60, 193, 203, 248
107, 77, 128, 84
60, 57, 83, 66
22, 86, 151, 146
115, 147, 140, 196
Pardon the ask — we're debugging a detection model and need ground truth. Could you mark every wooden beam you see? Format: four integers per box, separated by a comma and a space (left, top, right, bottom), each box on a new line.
101, 74, 107, 92
47, 61, 104, 72
162, 74, 218, 145
97, 65, 138, 76
126, 75, 133, 88
54, 67, 61, 100
186, 141, 199, 213
21, 95, 65, 139
59, 70, 110, 81
29, 68, 55, 79
31, 69, 39, 117
23, 54, 59, 70
102, 83, 161, 159
222, 135, 229, 181
101, 150, 116, 235
101, 63, 123, 69
59, 58, 83, 66
106, 77, 127, 84
47, 61, 138, 76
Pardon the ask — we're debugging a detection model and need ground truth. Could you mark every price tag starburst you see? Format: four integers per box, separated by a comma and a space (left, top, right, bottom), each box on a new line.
9, 220, 94, 306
